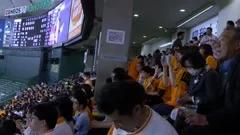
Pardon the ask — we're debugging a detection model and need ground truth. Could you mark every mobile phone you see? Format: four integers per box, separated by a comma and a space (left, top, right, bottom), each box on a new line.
164, 55, 169, 62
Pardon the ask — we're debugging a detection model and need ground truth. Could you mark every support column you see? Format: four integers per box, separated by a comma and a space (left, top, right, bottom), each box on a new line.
95, 0, 134, 90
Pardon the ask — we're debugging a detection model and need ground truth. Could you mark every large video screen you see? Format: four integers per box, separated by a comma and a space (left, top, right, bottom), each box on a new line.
68, 0, 84, 40
46, 0, 72, 46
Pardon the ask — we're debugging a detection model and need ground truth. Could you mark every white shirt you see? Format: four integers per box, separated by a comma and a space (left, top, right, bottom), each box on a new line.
54, 122, 73, 135
111, 107, 178, 135
200, 35, 218, 57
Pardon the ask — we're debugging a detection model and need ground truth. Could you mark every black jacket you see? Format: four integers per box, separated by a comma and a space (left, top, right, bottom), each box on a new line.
172, 38, 182, 50
187, 69, 221, 114
206, 56, 240, 132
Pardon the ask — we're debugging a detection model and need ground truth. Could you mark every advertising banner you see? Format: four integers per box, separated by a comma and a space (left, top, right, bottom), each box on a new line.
4, 6, 27, 16
68, 0, 84, 40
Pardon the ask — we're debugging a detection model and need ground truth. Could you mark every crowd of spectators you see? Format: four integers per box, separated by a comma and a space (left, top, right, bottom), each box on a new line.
1, 19, 240, 135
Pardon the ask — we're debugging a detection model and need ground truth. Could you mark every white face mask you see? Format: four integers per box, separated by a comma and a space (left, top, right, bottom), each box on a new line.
187, 68, 201, 76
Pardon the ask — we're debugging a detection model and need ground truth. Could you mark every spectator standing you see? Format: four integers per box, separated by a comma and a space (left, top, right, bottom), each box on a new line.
72, 89, 90, 135
53, 97, 74, 135
226, 20, 235, 30
200, 27, 218, 57
172, 31, 185, 50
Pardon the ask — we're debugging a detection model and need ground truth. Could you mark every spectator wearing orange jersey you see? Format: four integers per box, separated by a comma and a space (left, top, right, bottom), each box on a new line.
128, 55, 144, 80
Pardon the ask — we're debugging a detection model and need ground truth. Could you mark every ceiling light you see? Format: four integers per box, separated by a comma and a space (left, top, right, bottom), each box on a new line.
133, 42, 136, 44
180, 9, 185, 12
143, 36, 147, 38
159, 42, 172, 48
177, 5, 214, 28
134, 14, 139, 17
159, 26, 163, 29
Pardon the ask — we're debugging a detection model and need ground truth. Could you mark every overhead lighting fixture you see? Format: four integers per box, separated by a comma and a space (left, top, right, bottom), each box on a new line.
159, 42, 172, 48
133, 42, 136, 44
159, 26, 163, 29
180, 9, 185, 12
134, 14, 139, 17
177, 5, 214, 28
143, 36, 147, 38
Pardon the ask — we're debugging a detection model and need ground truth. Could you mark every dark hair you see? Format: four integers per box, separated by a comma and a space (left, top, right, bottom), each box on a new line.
2, 120, 17, 135
95, 80, 146, 116
155, 49, 160, 54
72, 88, 88, 109
112, 67, 127, 81
175, 46, 199, 55
82, 84, 93, 98
177, 31, 185, 37
54, 96, 73, 122
193, 36, 198, 41
138, 62, 145, 67
29, 103, 58, 130
142, 66, 154, 76
147, 54, 152, 58
199, 44, 213, 58
207, 27, 213, 31
105, 78, 112, 84
181, 51, 206, 69
84, 72, 91, 77
137, 55, 144, 61
227, 20, 235, 27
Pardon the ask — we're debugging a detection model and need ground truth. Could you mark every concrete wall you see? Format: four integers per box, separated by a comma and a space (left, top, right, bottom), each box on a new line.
2, 49, 42, 79
218, 0, 240, 35
5, 56, 40, 79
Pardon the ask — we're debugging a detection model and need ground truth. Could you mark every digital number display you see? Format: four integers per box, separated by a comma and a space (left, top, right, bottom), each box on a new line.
11, 14, 48, 47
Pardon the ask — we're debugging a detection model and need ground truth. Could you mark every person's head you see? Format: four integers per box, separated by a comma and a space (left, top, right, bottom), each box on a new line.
137, 55, 144, 63
226, 20, 235, 29
177, 31, 185, 40
174, 46, 199, 62
136, 62, 144, 72
147, 54, 152, 58
236, 19, 240, 28
181, 52, 206, 76
53, 96, 73, 122
105, 77, 112, 84
82, 84, 93, 98
29, 103, 58, 133
83, 72, 90, 80
94, 80, 146, 132
2, 120, 17, 135
72, 89, 88, 112
141, 66, 154, 78
192, 36, 198, 41
155, 49, 160, 56
206, 27, 213, 36
215, 28, 240, 61
111, 67, 127, 82
199, 44, 213, 58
